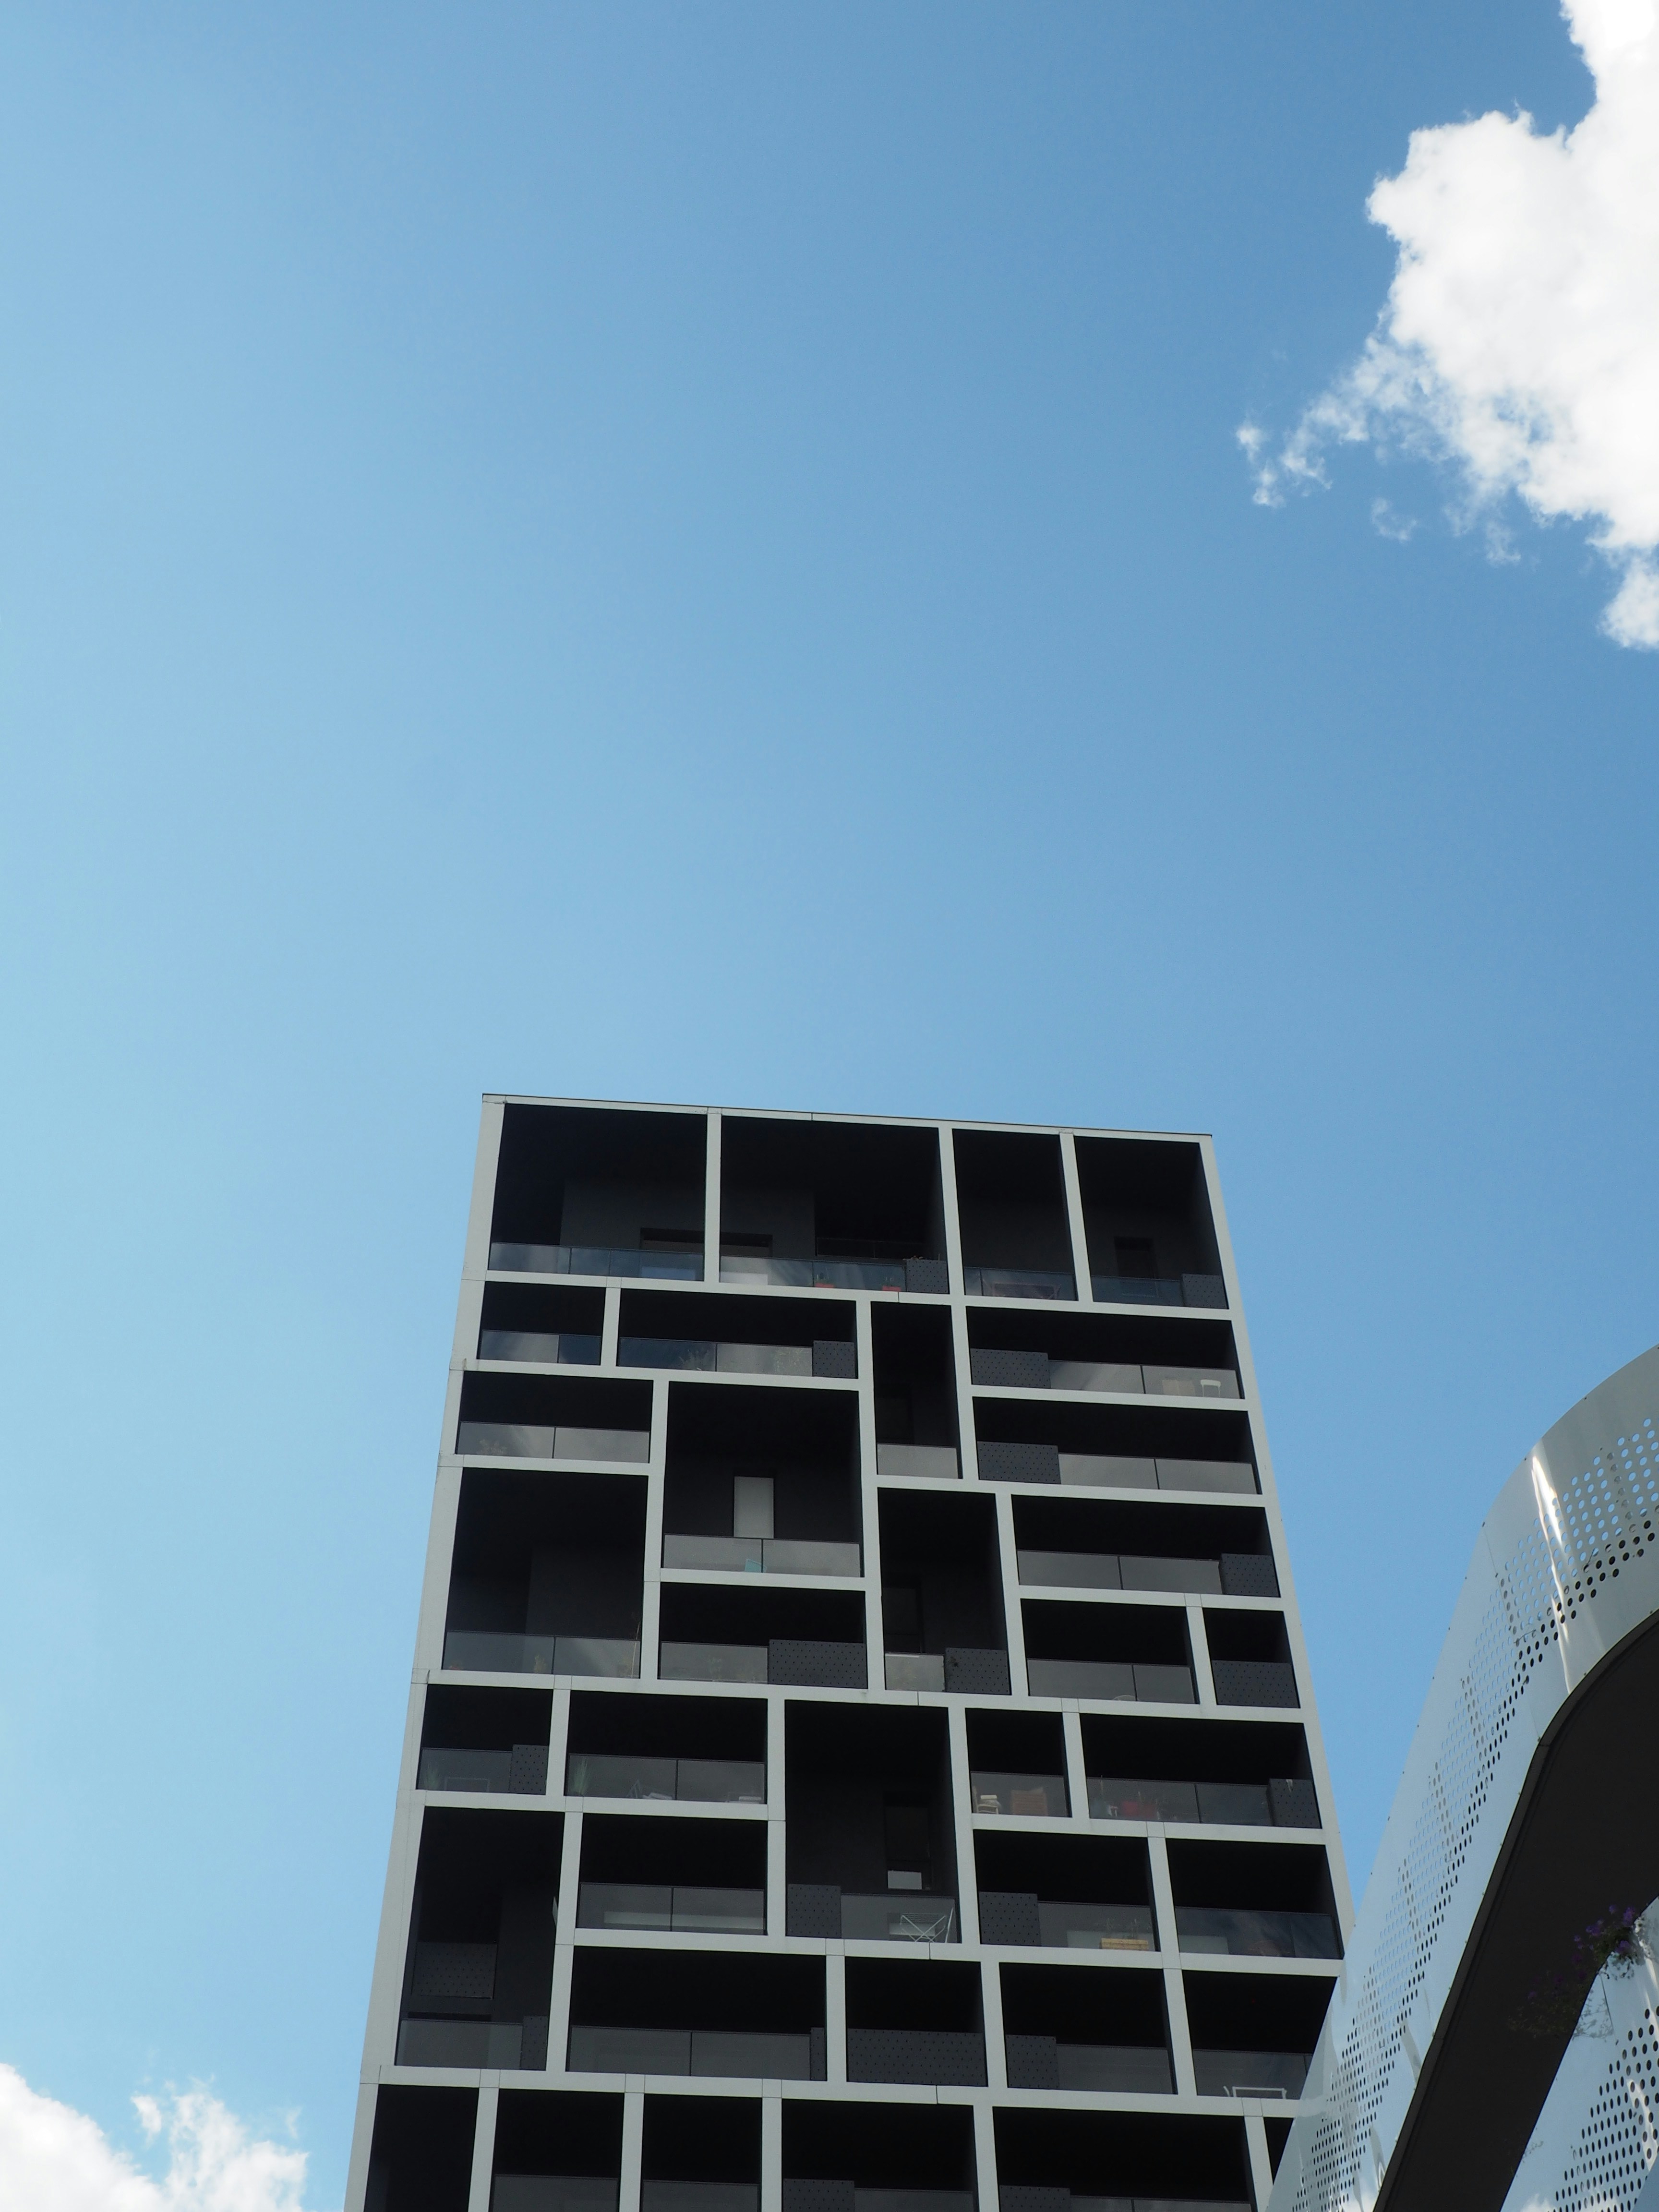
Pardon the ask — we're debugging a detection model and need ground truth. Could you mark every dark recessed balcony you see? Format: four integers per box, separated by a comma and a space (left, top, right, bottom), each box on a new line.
444, 1471, 643, 1681
844, 1958, 986, 2086
973, 1397, 1257, 1497
1012, 1497, 1278, 1602
478, 1284, 604, 1366
489, 1104, 707, 1282
565, 1693, 767, 1806
994, 2108, 1254, 2212
972, 1348, 1238, 1401
659, 1584, 867, 1690
397, 1808, 561, 2071
418, 1686, 553, 1796
1081, 1717, 1321, 1831
620, 1289, 858, 1381
1073, 1138, 1227, 1312
491, 2090, 622, 2212
1204, 1610, 1300, 1709
719, 1117, 947, 1294
1168, 1839, 1340, 1961
784, 1705, 959, 1944
974, 1832, 1155, 1955
1184, 1970, 1334, 2102
1022, 1600, 1195, 1705
456, 1374, 653, 1465
567, 1950, 825, 2080
953, 1130, 1077, 1304
1001, 1960, 1172, 2094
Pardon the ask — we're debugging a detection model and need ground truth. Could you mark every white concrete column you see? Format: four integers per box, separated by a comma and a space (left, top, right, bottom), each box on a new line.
1058, 1132, 1093, 1302
467, 2082, 499, 2212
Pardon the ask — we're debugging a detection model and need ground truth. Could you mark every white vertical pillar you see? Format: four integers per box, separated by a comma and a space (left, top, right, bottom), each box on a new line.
972, 2103, 1001, 2212
761, 2093, 783, 2212
947, 1703, 981, 1941
1060, 1710, 1089, 1824
601, 1285, 621, 1368
703, 1111, 722, 1280
1147, 1834, 1194, 2095
1245, 2116, 1276, 2210
467, 2082, 499, 2212
993, 1491, 1027, 1694
1187, 1601, 1217, 1707
619, 2091, 645, 2212
1058, 1132, 1093, 1302
825, 1951, 847, 2084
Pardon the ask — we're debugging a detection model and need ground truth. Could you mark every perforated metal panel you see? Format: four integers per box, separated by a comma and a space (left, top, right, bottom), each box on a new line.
1271, 1354, 1659, 2212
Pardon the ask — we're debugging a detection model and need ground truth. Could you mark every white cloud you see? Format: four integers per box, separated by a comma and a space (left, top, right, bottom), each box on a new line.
1244, 0, 1659, 646
0, 2067, 322, 2212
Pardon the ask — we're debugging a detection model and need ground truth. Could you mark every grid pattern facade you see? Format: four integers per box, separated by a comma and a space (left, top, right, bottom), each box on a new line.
349, 1100, 1351, 2212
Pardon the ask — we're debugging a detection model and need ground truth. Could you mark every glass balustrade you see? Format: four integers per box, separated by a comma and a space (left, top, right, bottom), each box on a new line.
397, 2019, 530, 2066
490, 1243, 703, 1281
642, 2186, 757, 2212
661, 1536, 861, 1578
442, 1632, 640, 1678
478, 1330, 602, 1365
884, 1652, 946, 1691
1025, 1659, 1195, 1704
563, 1753, 766, 1803
1090, 1274, 1184, 1306
969, 1770, 1068, 1817
1174, 1906, 1338, 1959
718, 1251, 943, 1292
1086, 1777, 1277, 1827
875, 1444, 960, 1480
493, 2180, 618, 2212
657, 1642, 769, 1684
577, 1883, 766, 1933
1190, 2048, 1309, 2099
455, 1422, 650, 1463
838, 1893, 957, 1943
1036, 1901, 1156, 1951
417, 1746, 514, 1791
566, 2026, 815, 2079
1055, 2045, 1173, 2093
963, 1266, 1076, 1301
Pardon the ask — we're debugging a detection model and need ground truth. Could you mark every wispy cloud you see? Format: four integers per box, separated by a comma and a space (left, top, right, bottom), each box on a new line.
0, 2066, 324, 2212
1243, 0, 1659, 646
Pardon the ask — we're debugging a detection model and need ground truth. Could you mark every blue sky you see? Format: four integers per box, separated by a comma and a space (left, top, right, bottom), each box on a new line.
0, 4, 1655, 2205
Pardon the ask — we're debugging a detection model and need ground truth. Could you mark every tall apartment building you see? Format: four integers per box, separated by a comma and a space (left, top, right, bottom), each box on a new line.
349, 1100, 1352, 2212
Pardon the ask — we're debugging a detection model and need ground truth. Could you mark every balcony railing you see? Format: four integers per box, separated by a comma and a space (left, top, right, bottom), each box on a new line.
417, 1743, 549, 1794
846, 2029, 986, 2086
577, 1883, 766, 1934
642, 2186, 757, 2212
1016, 1550, 1279, 1599
1024, 1659, 1195, 1704
662, 1536, 862, 1578
1005, 2036, 1172, 2093
567, 2025, 822, 2080
1175, 1906, 1338, 1960
974, 1444, 1257, 1495
719, 1252, 949, 1294
785, 1884, 957, 1942
659, 1639, 868, 1690
1086, 1776, 1320, 1828
963, 1266, 1075, 1302
1090, 1272, 1227, 1310
454, 1421, 650, 1464
397, 2016, 549, 2067
1210, 1659, 1299, 1709
977, 1891, 1154, 1950
442, 1632, 639, 1679
971, 1349, 1238, 1400
969, 1770, 1068, 1817
564, 1753, 766, 1804
621, 1336, 856, 1379
874, 1443, 961, 1480
490, 1242, 704, 1281
479, 1330, 601, 1365
881, 1648, 1011, 1694
493, 2180, 617, 2212
1191, 2047, 1309, 2099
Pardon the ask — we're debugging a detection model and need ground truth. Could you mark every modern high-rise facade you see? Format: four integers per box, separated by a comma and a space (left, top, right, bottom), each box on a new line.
349, 1100, 1352, 2212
